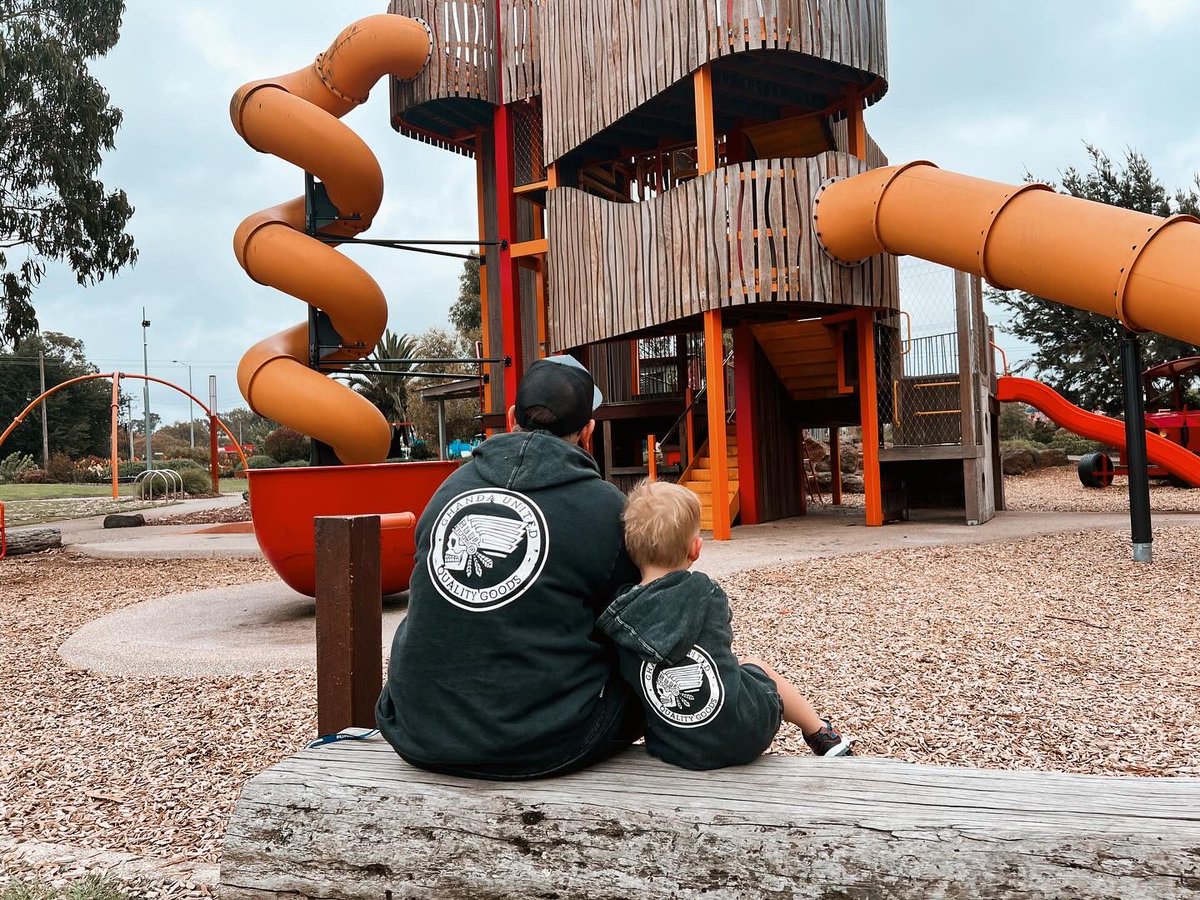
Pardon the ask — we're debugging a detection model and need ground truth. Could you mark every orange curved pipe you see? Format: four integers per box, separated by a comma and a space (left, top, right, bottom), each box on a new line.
230, 14, 431, 465
0, 372, 251, 497
997, 376, 1200, 487
815, 162, 1200, 346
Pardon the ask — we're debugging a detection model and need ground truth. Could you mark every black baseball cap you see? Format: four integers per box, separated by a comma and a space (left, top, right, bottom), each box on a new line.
514, 355, 603, 436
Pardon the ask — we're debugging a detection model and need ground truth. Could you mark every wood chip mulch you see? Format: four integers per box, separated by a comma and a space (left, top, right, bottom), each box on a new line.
146, 504, 252, 527
1004, 464, 1200, 513
2, 509, 1199, 892
725, 524, 1200, 776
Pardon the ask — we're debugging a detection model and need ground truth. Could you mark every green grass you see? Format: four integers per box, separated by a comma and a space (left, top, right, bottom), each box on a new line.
1, 876, 138, 900
0, 483, 135, 501
1, 478, 249, 502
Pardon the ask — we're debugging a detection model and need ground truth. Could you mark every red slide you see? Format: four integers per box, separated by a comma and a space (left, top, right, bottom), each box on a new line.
997, 376, 1200, 487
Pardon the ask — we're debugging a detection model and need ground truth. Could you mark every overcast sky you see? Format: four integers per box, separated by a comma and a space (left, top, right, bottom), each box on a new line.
30, 0, 1200, 426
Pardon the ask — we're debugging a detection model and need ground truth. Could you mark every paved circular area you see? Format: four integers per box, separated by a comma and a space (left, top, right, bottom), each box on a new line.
59, 581, 408, 676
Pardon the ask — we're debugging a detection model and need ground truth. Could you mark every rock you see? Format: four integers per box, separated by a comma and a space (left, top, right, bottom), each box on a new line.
1002, 449, 1036, 475
103, 513, 145, 529
803, 437, 828, 465
840, 446, 863, 474
841, 473, 865, 493
1035, 448, 1069, 468
815, 459, 831, 473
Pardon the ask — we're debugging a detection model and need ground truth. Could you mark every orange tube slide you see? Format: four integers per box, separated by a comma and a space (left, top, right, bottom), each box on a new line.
997, 376, 1200, 487
815, 162, 1200, 347
231, 14, 431, 465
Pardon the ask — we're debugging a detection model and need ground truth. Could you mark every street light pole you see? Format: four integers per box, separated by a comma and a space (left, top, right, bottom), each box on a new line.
142, 308, 152, 470
173, 360, 195, 448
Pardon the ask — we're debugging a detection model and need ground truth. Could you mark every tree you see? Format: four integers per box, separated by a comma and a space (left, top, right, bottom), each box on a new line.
0, 0, 137, 347
406, 327, 482, 448
220, 407, 277, 448
449, 256, 481, 342
0, 331, 113, 459
347, 329, 419, 423
993, 147, 1200, 415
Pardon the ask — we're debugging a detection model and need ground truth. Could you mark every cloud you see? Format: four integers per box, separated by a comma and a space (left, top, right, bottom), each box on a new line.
1131, 0, 1196, 27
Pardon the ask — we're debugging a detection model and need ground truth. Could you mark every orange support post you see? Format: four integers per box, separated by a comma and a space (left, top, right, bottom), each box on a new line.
647, 434, 658, 482
110, 373, 121, 499
732, 324, 760, 525
846, 91, 867, 162
856, 310, 883, 526
704, 311, 731, 540
694, 65, 716, 175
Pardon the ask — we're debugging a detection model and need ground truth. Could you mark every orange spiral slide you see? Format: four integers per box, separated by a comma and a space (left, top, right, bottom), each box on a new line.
230, 14, 432, 465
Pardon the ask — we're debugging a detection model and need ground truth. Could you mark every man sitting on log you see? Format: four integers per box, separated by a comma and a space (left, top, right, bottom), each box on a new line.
377, 356, 643, 779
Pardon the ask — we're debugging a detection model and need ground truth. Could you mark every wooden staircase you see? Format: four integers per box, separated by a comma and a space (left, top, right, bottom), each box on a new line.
679, 422, 741, 533
751, 320, 848, 401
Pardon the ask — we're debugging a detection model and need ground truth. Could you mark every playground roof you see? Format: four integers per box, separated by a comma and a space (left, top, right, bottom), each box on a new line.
1144, 356, 1200, 382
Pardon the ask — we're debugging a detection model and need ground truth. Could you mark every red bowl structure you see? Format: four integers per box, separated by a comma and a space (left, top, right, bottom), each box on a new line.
248, 461, 458, 596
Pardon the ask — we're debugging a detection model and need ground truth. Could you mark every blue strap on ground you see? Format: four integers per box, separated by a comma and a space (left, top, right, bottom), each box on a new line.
307, 728, 379, 749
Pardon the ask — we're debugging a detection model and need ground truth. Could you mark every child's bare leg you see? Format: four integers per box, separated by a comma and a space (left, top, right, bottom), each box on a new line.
740, 655, 824, 735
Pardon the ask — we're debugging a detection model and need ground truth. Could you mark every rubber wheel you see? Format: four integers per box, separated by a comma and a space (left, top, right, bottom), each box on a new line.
1078, 451, 1115, 488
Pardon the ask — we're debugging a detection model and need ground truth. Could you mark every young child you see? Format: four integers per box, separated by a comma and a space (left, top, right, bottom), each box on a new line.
599, 480, 851, 770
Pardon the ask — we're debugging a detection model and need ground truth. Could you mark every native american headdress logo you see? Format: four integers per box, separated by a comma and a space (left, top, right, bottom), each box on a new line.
641, 647, 725, 729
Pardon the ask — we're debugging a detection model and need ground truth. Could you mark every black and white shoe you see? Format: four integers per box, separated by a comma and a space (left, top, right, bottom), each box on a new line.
804, 719, 853, 757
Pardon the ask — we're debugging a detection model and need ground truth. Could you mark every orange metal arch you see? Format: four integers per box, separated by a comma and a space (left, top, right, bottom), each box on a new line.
0, 372, 250, 499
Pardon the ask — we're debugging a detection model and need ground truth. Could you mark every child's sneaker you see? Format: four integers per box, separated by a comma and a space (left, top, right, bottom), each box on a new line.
804, 719, 853, 757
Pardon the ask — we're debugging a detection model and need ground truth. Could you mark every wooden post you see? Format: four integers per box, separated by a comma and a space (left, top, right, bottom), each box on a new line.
829, 427, 843, 506
732, 325, 760, 525
314, 515, 382, 736
647, 434, 657, 481
856, 310, 883, 526
684, 387, 696, 467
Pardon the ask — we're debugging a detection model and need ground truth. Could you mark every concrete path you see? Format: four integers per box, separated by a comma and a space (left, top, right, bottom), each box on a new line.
60, 581, 409, 676
55, 505, 1200, 677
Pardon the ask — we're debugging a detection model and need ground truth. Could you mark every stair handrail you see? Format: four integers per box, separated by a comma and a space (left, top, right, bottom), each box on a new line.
659, 348, 735, 454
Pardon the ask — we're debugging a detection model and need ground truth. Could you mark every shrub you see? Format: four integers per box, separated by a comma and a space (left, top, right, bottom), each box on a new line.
45, 452, 77, 483
279, 459, 309, 467
409, 441, 435, 461
180, 468, 214, 495
238, 454, 279, 471
1048, 428, 1103, 456
171, 447, 210, 463
17, 467, 49, 484
1000, 438, 1049, 453
997, 403, 1033, 441
0, 451, 36, 484
264, 426, 310, 463
162, 458, 203, 472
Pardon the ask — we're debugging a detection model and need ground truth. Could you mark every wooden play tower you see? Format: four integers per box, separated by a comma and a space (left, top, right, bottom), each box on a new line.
388, 0, 925, 536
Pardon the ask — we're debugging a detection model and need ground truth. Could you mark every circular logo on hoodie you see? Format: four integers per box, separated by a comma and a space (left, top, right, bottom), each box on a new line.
640, 646, 725, 728
427, 488, 549, 612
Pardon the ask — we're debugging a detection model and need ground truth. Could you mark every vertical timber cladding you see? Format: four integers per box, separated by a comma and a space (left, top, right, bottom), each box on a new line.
537, 0, 889, 164
389, 0, 498, 107
753, 340, 803, 521
500, 0, 543, 104
547, 152, 900, 350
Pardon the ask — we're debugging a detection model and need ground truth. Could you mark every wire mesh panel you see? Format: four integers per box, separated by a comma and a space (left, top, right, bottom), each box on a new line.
883, 259, 965, 447
511, 99, 545, 187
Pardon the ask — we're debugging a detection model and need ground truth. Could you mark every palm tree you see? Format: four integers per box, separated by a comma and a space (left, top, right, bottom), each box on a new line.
345, 330, 419, 424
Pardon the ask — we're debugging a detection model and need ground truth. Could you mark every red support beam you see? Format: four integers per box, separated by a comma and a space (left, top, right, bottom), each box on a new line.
493, 104, 524, 413
733, 324, 760, 525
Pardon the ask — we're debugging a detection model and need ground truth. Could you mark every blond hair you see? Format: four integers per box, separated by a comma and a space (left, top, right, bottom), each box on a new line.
622, 480, 701, 569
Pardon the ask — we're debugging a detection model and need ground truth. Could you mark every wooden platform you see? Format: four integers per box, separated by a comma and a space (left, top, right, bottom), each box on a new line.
220, 734, 1200, 899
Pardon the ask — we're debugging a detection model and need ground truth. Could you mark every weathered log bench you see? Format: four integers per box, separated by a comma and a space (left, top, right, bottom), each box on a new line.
220, 733, 1200, 899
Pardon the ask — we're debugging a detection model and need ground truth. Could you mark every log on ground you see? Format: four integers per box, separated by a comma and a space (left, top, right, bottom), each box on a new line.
220, 734, 1200, 899
2, 528, 62, 557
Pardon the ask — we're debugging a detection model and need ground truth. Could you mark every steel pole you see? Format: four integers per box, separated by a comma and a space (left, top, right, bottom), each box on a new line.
1121, 331, 1152, 563
208, 375, 220, 492
142, 309, 152, 470
38, 350, 49, 467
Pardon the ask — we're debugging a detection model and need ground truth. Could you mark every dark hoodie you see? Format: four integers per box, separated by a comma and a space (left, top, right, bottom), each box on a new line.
376, 431, 639, 776
599, 570, 782, 770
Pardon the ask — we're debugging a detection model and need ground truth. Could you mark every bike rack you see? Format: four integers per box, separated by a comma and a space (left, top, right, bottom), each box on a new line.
133, 468, 185, 504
